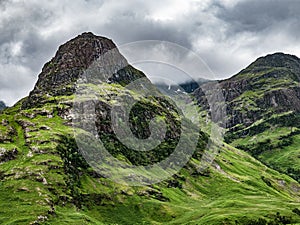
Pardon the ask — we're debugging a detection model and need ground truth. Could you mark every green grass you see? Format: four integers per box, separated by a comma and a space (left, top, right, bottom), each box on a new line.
45, 143, 300, 224
0, 87, 299, 224
261, 134, 300, 171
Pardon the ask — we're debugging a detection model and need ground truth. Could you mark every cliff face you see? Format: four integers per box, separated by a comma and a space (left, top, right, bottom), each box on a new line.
224, 53, 300, 129
29, 33, 116, 95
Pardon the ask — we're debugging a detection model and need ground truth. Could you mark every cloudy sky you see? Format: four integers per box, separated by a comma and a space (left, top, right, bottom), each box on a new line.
1, 0, 300, 105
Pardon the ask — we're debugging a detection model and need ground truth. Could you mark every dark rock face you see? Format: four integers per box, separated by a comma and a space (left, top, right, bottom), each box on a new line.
0, 147, 18, 163
0, 101, 6, 111
258, 87, 300, 112
34, 32, 117, 92
22, 32, 145, 108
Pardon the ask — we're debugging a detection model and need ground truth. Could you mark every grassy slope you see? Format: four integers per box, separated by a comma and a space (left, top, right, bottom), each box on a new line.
47, 143, 300, 225
229, 111, 300, 182
223, 65, 300, 183
0, 84, 299, 224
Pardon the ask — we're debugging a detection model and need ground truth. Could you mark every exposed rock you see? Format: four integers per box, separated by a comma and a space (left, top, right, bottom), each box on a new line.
1, 119, 9, 126
0, 126, 16, 143
18, 187, 30, 192
31, 215, 48, 225
17, 119, 36, 129
0, 147, 18, 163
27, 151, 33, 157
40, 125, 51, 131
0, 101, 6, 111
137, 188, 169, 202
22, 32, 145, 109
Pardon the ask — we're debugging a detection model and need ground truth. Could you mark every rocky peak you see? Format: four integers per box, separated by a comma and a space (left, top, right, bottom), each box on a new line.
243, 52, 300, 74
31, 32, 118, 94
52, 32, 117, 70
22, 32, 145, 108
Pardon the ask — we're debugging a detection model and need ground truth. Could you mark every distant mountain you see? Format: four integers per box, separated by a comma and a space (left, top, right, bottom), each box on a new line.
155, 78, 209, 94
0, 34, 299, 225
0, 101, 6, 110
195, 52, 300, 182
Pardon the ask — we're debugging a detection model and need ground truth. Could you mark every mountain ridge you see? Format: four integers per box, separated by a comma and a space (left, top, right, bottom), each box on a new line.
229, 52, 300, 81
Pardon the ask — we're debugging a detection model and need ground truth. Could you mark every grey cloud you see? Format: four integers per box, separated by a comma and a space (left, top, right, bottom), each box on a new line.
216, 0, 300, 34
0, 1, 61, 105
100, 13, 194, 49
1, 0, 300, 105
0, 0, 202, 106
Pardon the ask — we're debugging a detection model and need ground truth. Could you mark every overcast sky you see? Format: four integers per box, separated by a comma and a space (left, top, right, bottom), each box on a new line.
1, 0, 300, 105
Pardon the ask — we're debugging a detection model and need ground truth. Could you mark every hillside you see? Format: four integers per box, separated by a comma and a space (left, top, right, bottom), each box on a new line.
195, 53, 300, 183
0, 33, 299, 224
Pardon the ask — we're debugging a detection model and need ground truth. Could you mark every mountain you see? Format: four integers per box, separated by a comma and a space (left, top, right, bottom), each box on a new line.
195, 52, 300, 182
0, 34, 299, 224
155, 78, 209, 94
22, 32, 145, 109
0, 101, 6, 110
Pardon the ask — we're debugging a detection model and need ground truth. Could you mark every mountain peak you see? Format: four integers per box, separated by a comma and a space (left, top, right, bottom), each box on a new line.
31, 32, 118, 94
246, 52, 300, 71
22, 32, 146, 108
77, 31, 101, 38
229, 52, 300, 82
55, 32, 117, 66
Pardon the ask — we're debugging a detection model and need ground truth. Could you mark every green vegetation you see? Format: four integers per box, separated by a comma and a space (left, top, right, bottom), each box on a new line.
219, 54, 300, 185
229, 112, 300, 182
1, 41, 300, 225
0, 91, 299, 224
